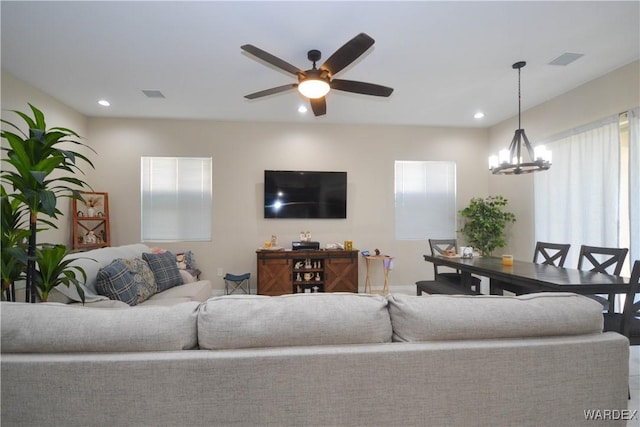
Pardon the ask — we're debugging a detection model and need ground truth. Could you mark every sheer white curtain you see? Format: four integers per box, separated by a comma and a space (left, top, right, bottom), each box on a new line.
629, 108, 640, 265
534, 116, 620, 268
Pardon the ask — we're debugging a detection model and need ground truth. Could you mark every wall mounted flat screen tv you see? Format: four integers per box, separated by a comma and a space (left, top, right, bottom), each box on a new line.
264, 170, 347, 219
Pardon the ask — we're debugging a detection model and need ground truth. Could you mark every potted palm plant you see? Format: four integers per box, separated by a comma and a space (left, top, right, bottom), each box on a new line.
1, 186, 29, 301
1, 104, 95, 302
33, 244, 87, 302
459, 195, 516, 256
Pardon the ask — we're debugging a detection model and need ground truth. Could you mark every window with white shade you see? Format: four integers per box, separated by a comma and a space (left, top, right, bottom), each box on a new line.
395, 160, 457, 240
141, 157, 212, 242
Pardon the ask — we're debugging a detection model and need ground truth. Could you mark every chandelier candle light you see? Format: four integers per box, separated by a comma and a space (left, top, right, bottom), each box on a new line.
489, 61, 552, 175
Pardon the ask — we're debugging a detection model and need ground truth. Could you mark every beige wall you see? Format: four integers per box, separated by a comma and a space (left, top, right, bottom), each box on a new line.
488, 60, 640, 262
2, 70, 490, 291
86, 118, 488, 291
3, 59, 637, 293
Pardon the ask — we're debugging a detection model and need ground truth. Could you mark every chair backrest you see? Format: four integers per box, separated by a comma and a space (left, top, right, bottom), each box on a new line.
533, 242, 571, 267
429, 239, 457, 256
620, 260, 640, 341
577, 245, 628, 276
428, 239, 458, 277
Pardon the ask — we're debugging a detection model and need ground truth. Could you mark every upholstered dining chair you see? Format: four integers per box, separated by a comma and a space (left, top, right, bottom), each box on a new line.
416, 239, 482, 296
603, 259, 640, 346
578, 245, 629, 313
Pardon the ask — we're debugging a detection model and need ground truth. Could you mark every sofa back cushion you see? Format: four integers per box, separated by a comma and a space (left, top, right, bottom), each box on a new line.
1, 301, 200, 353
387, 293, 604, 342
198, 293, 392, 350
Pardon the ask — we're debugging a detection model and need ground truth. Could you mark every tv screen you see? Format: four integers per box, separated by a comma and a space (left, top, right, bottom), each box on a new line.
264, 170, 347, 219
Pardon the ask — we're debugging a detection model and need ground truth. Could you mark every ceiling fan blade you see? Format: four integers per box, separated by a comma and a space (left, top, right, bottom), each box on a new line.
320, 33, 374, 76
241, 44, 304, 76
244, 84, 297, 99
310, 97, 327, 116
331, 79, 394, 97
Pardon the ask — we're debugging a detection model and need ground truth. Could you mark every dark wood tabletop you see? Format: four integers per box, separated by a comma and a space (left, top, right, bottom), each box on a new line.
423, 254, 630, 294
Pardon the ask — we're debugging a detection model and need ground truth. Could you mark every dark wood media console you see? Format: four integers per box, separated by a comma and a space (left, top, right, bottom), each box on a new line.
256, 249, 359, 296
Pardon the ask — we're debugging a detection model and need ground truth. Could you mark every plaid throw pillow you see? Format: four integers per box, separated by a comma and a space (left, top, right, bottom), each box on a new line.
95, 259, 138, 305
142, 251, 183, 292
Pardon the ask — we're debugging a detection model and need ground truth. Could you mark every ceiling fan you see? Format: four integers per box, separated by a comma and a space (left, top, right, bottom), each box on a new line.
241, 33, 394, 117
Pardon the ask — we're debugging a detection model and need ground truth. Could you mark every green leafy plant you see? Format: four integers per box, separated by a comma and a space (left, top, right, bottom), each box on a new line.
1, 104, 94, 302
459, 195, 516, 256
1, 186, 29, 300
32, 244, 87, 302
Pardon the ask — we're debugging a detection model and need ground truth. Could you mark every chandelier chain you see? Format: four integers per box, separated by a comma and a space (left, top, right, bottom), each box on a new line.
517, 66, 522, 129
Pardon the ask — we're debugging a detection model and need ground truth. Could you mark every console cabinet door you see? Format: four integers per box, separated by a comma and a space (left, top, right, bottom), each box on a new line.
324, 256, 358, 293
257, 257, 292, 295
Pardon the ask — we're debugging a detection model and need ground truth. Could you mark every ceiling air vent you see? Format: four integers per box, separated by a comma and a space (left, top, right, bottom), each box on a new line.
548, 53, 584, 66
142, 90, 165, 98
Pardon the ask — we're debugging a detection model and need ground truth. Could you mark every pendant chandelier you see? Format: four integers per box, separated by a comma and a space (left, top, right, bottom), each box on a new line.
489, 61, 551, 175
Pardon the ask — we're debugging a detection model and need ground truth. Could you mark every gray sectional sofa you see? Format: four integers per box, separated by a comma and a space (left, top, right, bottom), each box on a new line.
1, 292, 630, 427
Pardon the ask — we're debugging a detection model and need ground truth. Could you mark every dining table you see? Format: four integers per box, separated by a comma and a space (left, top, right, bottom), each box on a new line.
423, 254, 630, 295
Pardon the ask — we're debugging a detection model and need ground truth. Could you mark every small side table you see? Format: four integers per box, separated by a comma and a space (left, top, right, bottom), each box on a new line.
364, 255, 394, 294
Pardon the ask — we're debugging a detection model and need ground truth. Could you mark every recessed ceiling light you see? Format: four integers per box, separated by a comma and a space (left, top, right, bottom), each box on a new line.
98, 99, 110, 107
474, 112, 485, 119
298, 105, 308, 114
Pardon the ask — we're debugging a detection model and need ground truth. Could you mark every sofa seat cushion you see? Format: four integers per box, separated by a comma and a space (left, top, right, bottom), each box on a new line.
198, 293, 392, 350
1, 301, 200, 353
388, 292, 604, 342
139, 280, 212, 305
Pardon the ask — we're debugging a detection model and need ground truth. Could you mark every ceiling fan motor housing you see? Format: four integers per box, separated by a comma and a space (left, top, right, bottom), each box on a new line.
307, 49, 322, 64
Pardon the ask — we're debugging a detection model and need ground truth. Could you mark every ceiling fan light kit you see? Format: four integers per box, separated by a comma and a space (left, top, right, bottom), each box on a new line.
489, 61, 552, 175
241, 33, 393, 116
298, 71, 330, 99
298, 78, 330, 99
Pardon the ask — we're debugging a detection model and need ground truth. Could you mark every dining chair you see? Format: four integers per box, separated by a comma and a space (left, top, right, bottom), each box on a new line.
578, 245, 629, 313
533, 241, 571, 267
501, 242, 572, 295
603, 259, 640, 346
416, 239, 482, 295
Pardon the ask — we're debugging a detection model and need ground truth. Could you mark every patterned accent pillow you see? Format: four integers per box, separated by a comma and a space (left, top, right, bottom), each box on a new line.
120, 257, 158, 303
95, 259, 138, 306
142, 251, 183, 292
176, 250, 195, 270
184, 250, 195, 269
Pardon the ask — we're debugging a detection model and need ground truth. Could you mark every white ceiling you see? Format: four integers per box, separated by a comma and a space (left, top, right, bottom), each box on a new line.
1, 1, 639, 128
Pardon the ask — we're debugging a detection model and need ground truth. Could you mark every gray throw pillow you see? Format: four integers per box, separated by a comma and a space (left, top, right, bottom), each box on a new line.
95, 259, 138, 305
120, 257, 158, 302
142, 251, 183, 292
